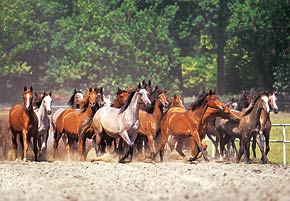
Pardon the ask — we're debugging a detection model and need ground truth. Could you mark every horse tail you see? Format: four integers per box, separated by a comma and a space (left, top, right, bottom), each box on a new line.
78, 117, 94, 138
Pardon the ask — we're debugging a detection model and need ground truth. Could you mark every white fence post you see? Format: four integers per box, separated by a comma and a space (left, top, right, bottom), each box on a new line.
283, 125, 287, 165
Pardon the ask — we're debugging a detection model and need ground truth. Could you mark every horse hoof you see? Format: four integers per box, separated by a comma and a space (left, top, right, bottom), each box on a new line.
23, 158, 27, 162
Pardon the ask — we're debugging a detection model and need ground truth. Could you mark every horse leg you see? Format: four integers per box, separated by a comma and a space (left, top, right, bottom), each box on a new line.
52, 129, 62, 160
244, 139, 251, 163
147, 134, 155, 160
159, 124, 170, 162
118, 130, 136, 162
252, 135, 257, 159
256, 131, 268, 164
33, 133, 38, 161
11, 132, 18, 161
78, 134, 86, 161
236, 137, 246, 163
207, 132, 220, 159
175, 138, 186, 158
188, 128, 208, 162
21, 129, 28, 161
264, 129, 270, 156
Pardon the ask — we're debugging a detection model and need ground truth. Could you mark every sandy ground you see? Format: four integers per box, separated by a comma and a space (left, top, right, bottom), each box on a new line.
0, 155, 290, 201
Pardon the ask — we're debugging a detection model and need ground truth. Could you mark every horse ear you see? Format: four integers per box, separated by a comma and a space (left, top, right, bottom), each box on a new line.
148, 80, 151, 87
138, 83, 141, 89
30, 86, 33, 92
99, 87, 103, 94
89, 88, 92, 92
73, 89, 76, 94
142, 80, 146, 86
49, 91, 52, 96
209, 89, 212, 96
107, 95, 111, 100
174, 94, 177, 99
24, 86, 27, 91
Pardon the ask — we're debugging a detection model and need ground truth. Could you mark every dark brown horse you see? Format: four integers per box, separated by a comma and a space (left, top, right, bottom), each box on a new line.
252, 90, 279, 160
9, 86, 39, 161
53, 87, 103, 160
218, 94, 270, 163
158, 90, 226, 162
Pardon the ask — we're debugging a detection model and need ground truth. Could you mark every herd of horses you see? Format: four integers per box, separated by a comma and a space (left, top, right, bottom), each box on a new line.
5, 80, 279, 164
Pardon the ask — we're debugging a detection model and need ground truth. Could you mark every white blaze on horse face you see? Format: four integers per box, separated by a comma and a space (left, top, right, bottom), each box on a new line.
139, 89, 151, 106
261, 96, 270, 113
43, 95, 53, 113
25, 93, 31, 109
269, 93, 279, 112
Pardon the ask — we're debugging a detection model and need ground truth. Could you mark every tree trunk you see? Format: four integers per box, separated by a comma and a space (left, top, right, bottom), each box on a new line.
216, 0, 228, 95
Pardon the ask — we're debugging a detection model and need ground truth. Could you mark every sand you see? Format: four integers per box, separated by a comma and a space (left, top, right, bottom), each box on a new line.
0, 157, 290, 201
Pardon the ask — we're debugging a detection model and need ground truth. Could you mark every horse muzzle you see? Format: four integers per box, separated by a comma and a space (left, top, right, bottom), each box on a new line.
47, 110, 52, 115
273, 108, 279, 114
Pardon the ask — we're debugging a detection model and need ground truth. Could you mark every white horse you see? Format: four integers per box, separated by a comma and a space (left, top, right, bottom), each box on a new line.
92, 87, 151, 162
103, 95, 112, 107
33, 91, 52, 159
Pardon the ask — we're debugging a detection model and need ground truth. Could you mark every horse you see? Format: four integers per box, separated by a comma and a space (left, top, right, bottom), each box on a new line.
204, 90, 255, 159
9, 86, 39, 161
158, 90, 227, 162
52, 87, 103, 161
33, 91, 52, 160
103, 94, 112, 107
92, 87, 151, 163
137, 89, 169, 159
218, 94, 270, 163
251, 90, 279, 160
165, 95, 240, 161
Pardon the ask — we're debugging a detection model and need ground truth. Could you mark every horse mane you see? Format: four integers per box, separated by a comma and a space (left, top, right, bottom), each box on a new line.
120, 91, 136, 113
191, 92, 207, 111
242, 94, 261, 116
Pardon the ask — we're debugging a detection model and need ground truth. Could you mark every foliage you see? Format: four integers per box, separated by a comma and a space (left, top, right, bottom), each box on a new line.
0, 0, 289, 102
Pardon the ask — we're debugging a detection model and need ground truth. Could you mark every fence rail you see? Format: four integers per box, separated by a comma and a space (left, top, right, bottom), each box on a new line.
271, 124, 290, 165
206, 124, 290, 165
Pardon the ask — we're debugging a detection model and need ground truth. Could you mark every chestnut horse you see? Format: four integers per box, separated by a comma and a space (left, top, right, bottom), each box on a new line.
9, 86, 39, 161
53, 87, 103, 160
137, 89, 169, 159
92, 88, 151, 163
158, 90, 227, 162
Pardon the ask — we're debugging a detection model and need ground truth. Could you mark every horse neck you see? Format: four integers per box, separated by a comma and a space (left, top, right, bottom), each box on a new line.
191, 102, 209, 124
244, 99, 264, 126
36, 102, 47, 119
201, 108, 219, 126
152, 100, 163, 122
123, 94, 140, 120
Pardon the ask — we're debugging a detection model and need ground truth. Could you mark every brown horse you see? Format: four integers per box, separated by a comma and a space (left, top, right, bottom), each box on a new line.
53, 87, 103, 160
9, 86, 39, 161
218, 94, 270, 163
158, 90, 226, 162
167, 97, 240, 160
137, 89, 169, 159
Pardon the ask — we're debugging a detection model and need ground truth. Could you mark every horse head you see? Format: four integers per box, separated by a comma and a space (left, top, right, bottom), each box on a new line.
96, 87, 105, 107
156, 90, 169, 109
42, 91, 53, 115
103, 95, 112, 107
260, 95, 270, 113
86, 87, 98, 108
137, 88, 151, 107
204, 90, 225, 112
113, 87, 129, 108
170, 95, 185, 109
267, 91, 279, 114
68, 89, 83, 109
23, 86, 33, 111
